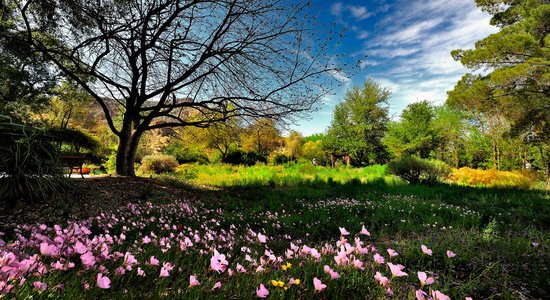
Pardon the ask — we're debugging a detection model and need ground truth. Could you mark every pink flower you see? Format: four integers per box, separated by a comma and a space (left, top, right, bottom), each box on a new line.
258, 233, 267, 244
387, 248, 399, 257
417, 271, 435, 285
137, 267, 145, 276
360, 225, 370, 236
313, 277, 327, 292
256, 283, 269, 298
421, 245, 433, 256
387, 262, 408, 277
353, 258, 365, 270
374, 271, 390, 287
73, 241, 88, 255
142, 236, 151, 244
96, 273, 111, 289
33, 281, 47, 291
80, 251, 96, 267
416, 290, 428, 300
431, 290, 451, 300
446, 250, 456, 258
323, 265, 340, 279
339, 227, 350, 236
159, 267, 170, 277
149, 256, 160, 266
236, 263, 247, 273
373, 253, 385, 264
210, 250, 228, 273
40, 243, 59, 256
212, 281, 222, 291
465, 297, 473, 300
189, 275, 200, 287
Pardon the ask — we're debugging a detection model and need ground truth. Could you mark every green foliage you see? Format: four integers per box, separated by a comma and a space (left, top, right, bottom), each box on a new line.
270, 153, 291, 165
450, 0, 550, 186
324, 78, 390, 165
0, 124, 70, 204
387, 156, 451, 185
163, 140, 209, 164
138, 154, 179, 175
223, 149, 267, 166
384, 101, 440, 159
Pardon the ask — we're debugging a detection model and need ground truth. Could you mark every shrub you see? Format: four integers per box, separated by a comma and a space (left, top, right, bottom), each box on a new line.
223, 150, 267, 165
0, 126, 71, 204
138, 154, 179, 174
387, 156, 450, 184
449, 167, 538, 189
270, 153, 291, 165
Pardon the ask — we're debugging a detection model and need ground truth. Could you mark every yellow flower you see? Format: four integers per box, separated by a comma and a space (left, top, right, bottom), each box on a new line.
282, 262, 292, 271
271, 280, 279, 287
284, 287, 288, 291
277, 281, 284, 287
294, 279, 301, 285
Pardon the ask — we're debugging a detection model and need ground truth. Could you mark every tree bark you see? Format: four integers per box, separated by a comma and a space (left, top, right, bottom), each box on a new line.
115, 116, 144, 176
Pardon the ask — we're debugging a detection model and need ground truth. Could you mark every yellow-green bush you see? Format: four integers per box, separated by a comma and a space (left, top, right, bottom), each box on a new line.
138, 154, 179, 174
449, 167, 538, 189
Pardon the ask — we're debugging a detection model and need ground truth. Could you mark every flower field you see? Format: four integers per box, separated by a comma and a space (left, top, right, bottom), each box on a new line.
1, 174, 549, 299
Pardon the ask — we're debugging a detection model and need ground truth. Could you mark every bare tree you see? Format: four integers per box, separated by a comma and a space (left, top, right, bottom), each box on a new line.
13, 0, 347, 175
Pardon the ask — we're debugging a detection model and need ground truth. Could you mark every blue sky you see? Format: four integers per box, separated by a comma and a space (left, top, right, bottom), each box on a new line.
290, 0, 498, 136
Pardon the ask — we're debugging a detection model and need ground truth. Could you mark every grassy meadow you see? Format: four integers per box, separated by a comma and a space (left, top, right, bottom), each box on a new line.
1, 163, 549, 299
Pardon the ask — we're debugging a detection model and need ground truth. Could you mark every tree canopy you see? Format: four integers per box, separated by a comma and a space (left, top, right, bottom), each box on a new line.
325, 78, 390, 165
11, 0, 345, 175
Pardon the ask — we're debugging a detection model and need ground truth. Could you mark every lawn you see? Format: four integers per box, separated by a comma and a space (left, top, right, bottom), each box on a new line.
0, 165, 549, 299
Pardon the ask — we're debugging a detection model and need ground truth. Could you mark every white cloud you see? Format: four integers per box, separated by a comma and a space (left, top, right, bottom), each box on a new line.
357, 31, 369, 39
348, 5, 373, 21
330, 2, 343, 16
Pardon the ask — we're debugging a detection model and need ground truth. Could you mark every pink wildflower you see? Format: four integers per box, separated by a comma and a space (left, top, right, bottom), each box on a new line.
431, 290, 451, 300
212, 281, 222, 291
387, 262, 408, 277
80, 251, 96, 267
374, 271, 390, 287
313, 277, 327, 292
387, 248, 399, 257
256, 283, 269, 298
360, 225, 370, 236
339, 227, 350, 236
258, 233, 267, 244
373, 253, 385, 264
33, 281, 47, 291
96, 273, 111, 289
149, 256, 160, 266
418, 271, 435, 285
421, 245, 433, 256
416, 290, 428, 300
446, 250, 456, 258
189, 275, 200, 287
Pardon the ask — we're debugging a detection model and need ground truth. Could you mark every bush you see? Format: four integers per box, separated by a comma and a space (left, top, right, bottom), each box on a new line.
138, 154, 179, 174
449, 167, 538, 189
0, 126, 71, 204
270, 153, 291, 165
223, 150, 267, 165
387, 156, 450, 184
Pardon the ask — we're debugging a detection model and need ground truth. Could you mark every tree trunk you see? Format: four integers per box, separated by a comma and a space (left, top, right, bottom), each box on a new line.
115, 126, 143, 176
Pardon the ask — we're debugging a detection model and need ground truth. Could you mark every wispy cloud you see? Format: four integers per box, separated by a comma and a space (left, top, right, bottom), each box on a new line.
362, 0, 498, 115
330, 2, 373, 21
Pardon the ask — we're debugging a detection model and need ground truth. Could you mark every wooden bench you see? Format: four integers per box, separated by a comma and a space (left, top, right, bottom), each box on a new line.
61, 154, 87, 178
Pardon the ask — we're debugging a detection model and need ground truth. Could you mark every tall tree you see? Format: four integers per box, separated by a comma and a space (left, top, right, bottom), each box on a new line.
0, 2, 57, 123
13, 0, 345, 175
324, 78, 390, 165
241, 118, 281, 156
384, 100, 439, 159
449, 0, 549, 185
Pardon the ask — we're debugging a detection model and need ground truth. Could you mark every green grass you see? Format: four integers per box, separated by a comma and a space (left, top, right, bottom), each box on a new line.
4, 163, 550, 299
